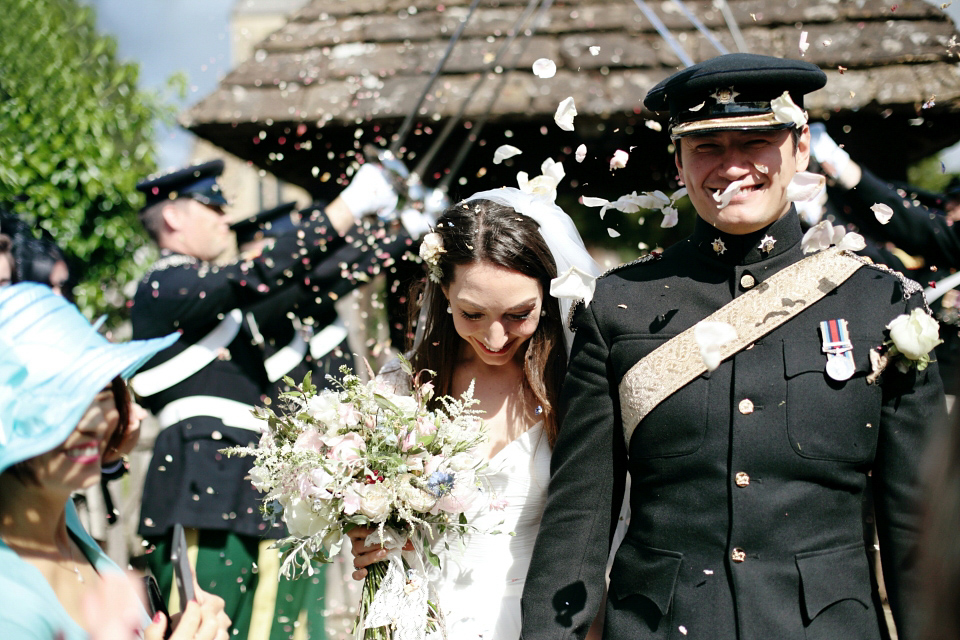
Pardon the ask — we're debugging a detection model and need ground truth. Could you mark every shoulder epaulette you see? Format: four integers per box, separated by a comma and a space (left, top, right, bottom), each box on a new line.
566, 251, 663, 330
144, 253, 198, 278
843, 250, 927, 309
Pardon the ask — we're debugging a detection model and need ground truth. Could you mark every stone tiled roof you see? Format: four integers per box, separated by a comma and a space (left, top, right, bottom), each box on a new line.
182, 0, 960, 196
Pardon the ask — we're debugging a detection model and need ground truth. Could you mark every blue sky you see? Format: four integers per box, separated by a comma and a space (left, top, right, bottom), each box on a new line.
86, 0, 960, 172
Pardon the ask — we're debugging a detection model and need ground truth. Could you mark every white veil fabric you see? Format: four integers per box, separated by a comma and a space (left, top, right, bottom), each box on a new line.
409, 187, 600, 356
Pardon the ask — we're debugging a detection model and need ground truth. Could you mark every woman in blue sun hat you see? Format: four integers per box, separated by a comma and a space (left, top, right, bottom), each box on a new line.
0, 283, 230, 640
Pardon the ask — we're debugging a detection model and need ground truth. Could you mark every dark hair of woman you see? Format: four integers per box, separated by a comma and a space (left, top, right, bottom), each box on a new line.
406, 199, 567, 446
13, 234, 67, 290
5, 376, 129, 485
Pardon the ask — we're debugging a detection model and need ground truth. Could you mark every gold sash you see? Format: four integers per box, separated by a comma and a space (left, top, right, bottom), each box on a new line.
619, 247, 864, 445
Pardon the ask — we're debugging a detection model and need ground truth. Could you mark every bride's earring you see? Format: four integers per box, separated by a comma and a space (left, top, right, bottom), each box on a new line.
446, 305, 452, 314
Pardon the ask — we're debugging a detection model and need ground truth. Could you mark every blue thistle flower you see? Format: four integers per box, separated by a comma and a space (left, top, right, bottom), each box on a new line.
426, 471, 455, 497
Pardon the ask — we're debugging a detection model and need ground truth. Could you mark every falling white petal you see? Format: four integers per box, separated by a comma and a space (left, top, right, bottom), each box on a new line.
532, 58, 557, 79
493, 145, 522, 164
771, 91, 808, 128
610, 149, 629, 171
837, 232, 866, 252
689, 101, 706, 112
550, 265, 598, 307
645, 120, 662, 131
801, 221, 849, 254
799, 31, 809, 56
871, 203, 894, 224
541, 158, 565, 182
785, 171, 826, 202
589, 46, 601, 55
661, 206, 679, 228
712, 179, 745, 209
607, 228, 621, 238
554, 97, 577, 131
671, 187, 688, 203
582, 195, 612, 219
575, 144, 587, 163
694, 321, 738, 372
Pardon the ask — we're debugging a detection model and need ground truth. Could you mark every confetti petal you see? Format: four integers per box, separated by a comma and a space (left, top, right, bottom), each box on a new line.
554, 97, 577, 132
712, 179, 745, 209
610, 149, 629, 171
799, 30, 809, 56
785, 171, 826, 202
661, 206, 679, 228
575, 144, 587, 163
493, 145, 522, 164
871, 203, 894, 224
589, 46, 600, 55
771, 91, 807, 128
532, 58, 557, 79
694, 321, 738, 372
550, 265, 597, 306
645, 120, 662, 131
607, 228, 621, 238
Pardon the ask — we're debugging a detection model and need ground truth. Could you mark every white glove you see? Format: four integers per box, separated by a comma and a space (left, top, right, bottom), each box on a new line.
398, 207, 434, 241
339, 163, 399, 220
809, 123, 851, 180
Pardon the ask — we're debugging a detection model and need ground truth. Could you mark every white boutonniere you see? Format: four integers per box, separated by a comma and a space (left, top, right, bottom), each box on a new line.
419, 232, 445, 283
868, 308, 942, 382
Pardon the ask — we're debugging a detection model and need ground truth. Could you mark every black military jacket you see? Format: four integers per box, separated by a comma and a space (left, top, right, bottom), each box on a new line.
521, 212, 944, 640
132, 210, 344, 539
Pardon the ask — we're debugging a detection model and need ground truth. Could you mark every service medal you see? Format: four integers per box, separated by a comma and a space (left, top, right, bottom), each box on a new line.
819, 319, 855, 381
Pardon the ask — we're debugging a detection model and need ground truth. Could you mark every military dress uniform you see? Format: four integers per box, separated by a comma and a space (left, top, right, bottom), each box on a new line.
130, 164, 347, 639
521, 54, 946, 640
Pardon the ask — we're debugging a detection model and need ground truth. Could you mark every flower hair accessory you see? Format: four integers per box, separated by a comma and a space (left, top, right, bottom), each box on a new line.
419, 232, 445, 283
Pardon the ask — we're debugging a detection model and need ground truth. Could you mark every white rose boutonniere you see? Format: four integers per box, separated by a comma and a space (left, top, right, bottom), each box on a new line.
886, 308, 942, 372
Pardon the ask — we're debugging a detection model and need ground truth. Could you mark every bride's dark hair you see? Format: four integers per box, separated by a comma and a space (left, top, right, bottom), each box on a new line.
407, 199, 566, 446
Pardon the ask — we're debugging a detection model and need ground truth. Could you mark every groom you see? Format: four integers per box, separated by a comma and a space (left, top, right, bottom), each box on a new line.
521, 54, 945, 640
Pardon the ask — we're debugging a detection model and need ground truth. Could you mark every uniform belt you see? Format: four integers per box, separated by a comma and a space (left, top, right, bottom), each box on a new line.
156, 395, 263, 432
131, 309, 243, 397
264, 318, 348, 382
310, 318, 349, 360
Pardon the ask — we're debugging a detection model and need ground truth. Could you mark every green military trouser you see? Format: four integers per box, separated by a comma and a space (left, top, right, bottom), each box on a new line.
146, 529, 327, 640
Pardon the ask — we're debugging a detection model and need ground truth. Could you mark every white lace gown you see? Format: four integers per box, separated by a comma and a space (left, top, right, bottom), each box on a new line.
431, 422, 551, 640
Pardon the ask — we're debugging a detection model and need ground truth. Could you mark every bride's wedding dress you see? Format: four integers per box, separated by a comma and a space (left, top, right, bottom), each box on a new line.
432, 422, 550, 640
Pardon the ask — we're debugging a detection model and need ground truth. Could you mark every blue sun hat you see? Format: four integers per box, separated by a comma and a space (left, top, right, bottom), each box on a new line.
0, 283, 179, 473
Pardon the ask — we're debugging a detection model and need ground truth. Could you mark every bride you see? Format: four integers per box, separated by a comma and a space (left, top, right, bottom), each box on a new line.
348, 187, 600, 639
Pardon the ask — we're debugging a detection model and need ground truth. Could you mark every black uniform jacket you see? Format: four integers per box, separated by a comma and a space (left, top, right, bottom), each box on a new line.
521, 213, 945, 640
132, 210, 344, 539
249, 218, 413, 402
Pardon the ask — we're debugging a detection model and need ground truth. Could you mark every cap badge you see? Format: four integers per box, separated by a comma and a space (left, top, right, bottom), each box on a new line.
820, 318, 855, 381
710, 87, 740, 104
712, 238, 727, 255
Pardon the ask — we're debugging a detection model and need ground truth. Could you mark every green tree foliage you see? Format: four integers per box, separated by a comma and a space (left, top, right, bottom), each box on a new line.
0, 0, 164, 322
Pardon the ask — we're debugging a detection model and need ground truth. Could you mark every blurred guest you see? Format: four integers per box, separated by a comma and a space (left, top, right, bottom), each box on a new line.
0, 282, 229, 640
0, 234, 13, 287
129, 159, 397, 639
13, 234, 71, 298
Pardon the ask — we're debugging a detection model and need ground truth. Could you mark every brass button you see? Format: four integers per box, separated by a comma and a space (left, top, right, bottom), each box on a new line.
731, 548, 746, 563
735, 472, 750, 487
738, 399, 754, 415
740, 274, 756, 289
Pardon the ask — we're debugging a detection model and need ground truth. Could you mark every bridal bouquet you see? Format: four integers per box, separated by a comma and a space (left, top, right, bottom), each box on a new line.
225, 359, 486, 640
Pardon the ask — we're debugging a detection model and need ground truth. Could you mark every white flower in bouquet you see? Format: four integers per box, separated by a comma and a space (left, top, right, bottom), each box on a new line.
280, 495, 333, 539
358, 481, 394, 522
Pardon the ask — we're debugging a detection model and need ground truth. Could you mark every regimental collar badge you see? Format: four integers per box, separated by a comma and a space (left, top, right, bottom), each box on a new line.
758, 235, 776, 253
712, 238, 727, 255
710, 87, 740, 104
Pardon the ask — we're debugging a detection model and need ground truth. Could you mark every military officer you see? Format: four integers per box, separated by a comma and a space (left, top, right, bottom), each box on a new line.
521, 54, 945, 640
130, 159, 397, 638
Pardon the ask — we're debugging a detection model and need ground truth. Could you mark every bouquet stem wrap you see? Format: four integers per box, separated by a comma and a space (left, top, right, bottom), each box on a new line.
357, 528, 441, 640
